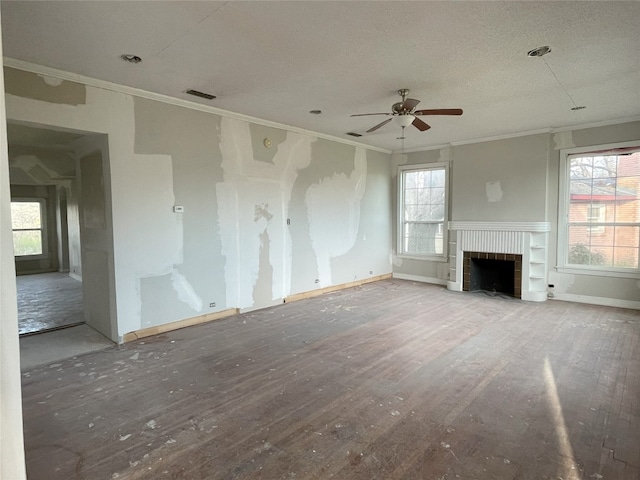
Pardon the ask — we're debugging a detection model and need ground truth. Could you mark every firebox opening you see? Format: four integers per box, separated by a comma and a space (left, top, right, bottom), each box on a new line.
469, 258, 515, 296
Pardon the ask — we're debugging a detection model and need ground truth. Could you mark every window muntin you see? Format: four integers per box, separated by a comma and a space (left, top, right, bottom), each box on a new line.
11, 200, 46, 257
398, 163, 448, 258
561, 144, 639, 273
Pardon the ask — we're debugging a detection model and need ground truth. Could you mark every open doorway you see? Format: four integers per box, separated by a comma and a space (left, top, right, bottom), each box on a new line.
8, 122, 116, 367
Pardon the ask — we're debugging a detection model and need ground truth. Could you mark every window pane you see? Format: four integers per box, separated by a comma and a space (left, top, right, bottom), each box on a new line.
13, 230, 42, 256
11, 202, 41, 229
403, 222, 443, 255
613, 226, 639, 248
613, 247, 639, 269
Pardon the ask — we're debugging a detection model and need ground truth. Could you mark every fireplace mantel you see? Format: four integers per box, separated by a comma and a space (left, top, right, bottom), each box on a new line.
447, 221, 551, 302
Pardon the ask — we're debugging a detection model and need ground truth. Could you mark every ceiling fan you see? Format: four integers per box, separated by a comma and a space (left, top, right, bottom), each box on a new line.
351, 89, 463, 135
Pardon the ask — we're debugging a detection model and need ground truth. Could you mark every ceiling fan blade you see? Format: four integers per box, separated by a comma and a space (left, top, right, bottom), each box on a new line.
351, 113, 392, 117
414, 108, 463, 116
366, 118, 393, 133
401, 98, 420, 111
412, 117, 431, 132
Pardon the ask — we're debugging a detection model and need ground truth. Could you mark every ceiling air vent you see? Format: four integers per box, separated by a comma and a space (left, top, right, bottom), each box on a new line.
186, 89, 216, 100
346, 132, 362, 137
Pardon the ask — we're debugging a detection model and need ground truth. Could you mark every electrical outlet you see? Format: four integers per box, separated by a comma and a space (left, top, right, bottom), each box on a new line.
209, 302, 216, 308
369, 270, 373, 274
287, 219, 291, 225
314, 279, 319, 284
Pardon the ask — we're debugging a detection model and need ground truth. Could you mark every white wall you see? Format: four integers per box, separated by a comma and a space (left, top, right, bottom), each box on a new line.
4, 66, 393, 342
0, 15, 27, 478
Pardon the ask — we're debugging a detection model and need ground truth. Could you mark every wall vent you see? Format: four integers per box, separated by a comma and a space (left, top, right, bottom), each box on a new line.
346, 132, 362, 137
186, 89, 216, 100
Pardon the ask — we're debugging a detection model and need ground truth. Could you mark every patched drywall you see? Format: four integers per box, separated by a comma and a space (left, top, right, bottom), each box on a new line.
249, 123, 287, 165
4, 67, 86, 105
306, 147, 366, 286
218, 117, 314, 308
289, 139, 358, 293
330, 149, 393, 283
4, 65, 395, 337
134, 98, 225, 324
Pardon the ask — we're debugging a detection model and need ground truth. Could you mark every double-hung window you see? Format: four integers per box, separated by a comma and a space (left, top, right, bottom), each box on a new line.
398, 162, 448, 259
558, 141, 640, 275
11, 199, 47, 258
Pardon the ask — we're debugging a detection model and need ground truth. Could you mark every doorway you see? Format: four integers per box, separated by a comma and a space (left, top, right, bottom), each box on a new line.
8, 122, 117, 365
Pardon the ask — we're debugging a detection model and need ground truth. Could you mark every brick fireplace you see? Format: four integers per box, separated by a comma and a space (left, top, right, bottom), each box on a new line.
448, 222, 551, 302
462, 251, 523, 298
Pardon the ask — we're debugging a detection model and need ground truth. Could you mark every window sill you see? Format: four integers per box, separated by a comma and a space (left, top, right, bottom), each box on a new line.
555, 266, 639, 279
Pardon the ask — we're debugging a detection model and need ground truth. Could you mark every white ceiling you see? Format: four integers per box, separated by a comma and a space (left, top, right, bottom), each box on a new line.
2, 1, 639, 152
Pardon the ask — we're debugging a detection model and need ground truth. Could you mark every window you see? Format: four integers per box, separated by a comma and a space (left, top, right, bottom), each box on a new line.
559, 141, 640, 274
11, 200, 47, 258
398, 162, 448, 258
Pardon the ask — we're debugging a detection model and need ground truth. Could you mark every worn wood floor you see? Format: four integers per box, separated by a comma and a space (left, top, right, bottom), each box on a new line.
21, 279, 639, 480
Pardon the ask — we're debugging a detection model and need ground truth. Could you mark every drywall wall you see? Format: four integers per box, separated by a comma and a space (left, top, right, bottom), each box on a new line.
451, 134, 549, 222
547, 121, 640, 307
4, 65, 393, 340
0, 21, 27, 478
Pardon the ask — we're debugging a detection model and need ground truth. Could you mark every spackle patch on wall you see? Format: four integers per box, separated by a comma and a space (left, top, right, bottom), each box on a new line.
216, 117, 314, 308
486, 181, 503, 203
171, 269, 203, 312
306, 148, 367, 286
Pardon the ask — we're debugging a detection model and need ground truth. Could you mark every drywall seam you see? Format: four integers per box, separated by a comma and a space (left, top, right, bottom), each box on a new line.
306, 147, 367, 287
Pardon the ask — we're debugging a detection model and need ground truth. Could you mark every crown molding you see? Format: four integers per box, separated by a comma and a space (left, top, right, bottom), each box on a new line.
393, 117, 640, 154
3, 58, 393, 155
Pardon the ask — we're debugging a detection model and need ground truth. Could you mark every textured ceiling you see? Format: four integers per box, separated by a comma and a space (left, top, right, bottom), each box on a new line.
2, 1, 639, 152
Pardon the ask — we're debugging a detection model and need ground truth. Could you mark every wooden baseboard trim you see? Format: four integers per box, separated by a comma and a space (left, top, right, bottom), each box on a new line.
122, 308, 239, 343
284, 273, 392, 304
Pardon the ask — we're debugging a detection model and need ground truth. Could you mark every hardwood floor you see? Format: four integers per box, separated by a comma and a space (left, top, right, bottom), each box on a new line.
21, 280, 639, 479
17, 272, 84, 335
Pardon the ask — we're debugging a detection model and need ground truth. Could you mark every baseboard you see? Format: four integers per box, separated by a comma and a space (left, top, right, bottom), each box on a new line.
122, 307, 239, 343
393, 273, 448, 286
68, 272, 82, 282
552, 293, 640, 310
447, 281, 462, 291
284, 273, 392, 303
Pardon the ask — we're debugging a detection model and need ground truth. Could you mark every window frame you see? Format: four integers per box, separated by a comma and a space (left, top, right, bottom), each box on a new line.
557, 140, 640, 278
397, 162, 449, 262
11, 198, 49, 261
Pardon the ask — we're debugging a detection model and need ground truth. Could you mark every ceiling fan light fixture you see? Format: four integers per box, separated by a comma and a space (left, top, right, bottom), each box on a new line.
527, 46, 551, 57
396, 115, 414, 128
121, 54, 142, 63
